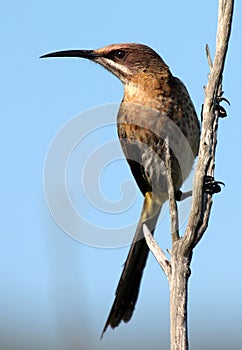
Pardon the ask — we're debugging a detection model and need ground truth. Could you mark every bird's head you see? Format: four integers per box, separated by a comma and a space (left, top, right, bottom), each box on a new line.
40, 43, 170, 85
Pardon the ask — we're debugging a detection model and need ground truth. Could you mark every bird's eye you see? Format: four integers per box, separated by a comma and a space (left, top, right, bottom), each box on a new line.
114, 50, 126, 59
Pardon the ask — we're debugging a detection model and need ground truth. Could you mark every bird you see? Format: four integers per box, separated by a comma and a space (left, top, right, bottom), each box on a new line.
40, 43, 200, 337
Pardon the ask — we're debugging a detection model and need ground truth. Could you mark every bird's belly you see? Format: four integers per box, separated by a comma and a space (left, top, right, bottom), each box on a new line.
117, 106, 197, 195
118, 124, 187, 194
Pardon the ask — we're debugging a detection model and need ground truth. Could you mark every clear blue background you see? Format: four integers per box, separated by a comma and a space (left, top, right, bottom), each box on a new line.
1, 1, 242, 349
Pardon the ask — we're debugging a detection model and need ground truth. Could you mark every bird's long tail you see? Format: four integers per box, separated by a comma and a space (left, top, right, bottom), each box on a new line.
101, 191, 164, 338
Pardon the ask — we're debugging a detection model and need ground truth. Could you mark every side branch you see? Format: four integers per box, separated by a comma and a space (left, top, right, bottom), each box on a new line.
164, 137, 179, 243
143, 224, 171, 279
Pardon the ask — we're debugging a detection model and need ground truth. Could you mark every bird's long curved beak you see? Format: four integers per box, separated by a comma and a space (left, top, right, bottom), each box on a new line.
40, 49, 98, 60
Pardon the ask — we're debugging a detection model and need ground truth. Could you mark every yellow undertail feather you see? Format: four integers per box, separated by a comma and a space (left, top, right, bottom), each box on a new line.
101, 191, 166, 337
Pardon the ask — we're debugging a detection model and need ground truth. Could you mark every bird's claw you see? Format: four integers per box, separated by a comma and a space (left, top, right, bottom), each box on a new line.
215, 93, 230, 118
216, 94, 231, 106
204, 175, 225, 195
215, 104, 228, 118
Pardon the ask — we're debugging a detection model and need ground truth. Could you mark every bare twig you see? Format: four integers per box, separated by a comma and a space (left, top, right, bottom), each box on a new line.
143, 224, 171, 279
206, 44, 213, 71
164, 137, 179, 243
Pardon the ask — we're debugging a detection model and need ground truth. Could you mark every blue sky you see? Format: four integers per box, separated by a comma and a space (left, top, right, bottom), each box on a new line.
1, 1, 242, 349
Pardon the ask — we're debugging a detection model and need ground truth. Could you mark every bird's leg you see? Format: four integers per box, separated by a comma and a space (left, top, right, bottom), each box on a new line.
175, 190, 193, 202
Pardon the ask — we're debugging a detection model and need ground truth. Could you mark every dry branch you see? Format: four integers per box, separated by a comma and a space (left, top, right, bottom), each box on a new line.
143, 224, 171, 279
183, 0, 234, 254
164, 137, 179, 244
143, 1, 234, 349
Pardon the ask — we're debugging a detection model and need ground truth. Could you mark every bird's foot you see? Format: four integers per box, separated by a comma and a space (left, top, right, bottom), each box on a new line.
215, 92, 230, 118
204, 175, 225, 195
201, 93, 230, 121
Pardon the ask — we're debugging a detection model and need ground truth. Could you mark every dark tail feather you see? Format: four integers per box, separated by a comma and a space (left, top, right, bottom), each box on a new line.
101, 192, 163, 338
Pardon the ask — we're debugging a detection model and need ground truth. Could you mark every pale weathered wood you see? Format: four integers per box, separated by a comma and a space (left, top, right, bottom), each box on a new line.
143, 224, 171, 280
164, 137, 179, 244
183, 0, 234, 253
